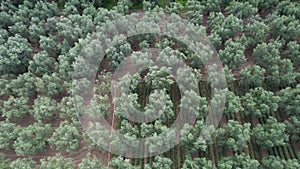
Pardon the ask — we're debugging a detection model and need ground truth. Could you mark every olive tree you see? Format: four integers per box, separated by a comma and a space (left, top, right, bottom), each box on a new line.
0, 153, 10, 169
252, 116, 289, 149
257, 0, 279, 10
48, 121, 81, 153
109, 156, 138, 169
56, 14, 94, 46
245, 20, 268, 47
144, 66, 174, 90
115, 0, 132, 14
39, 35, 61, 58
275, 1, 300, 19
277, 59, 297, 87
13, 123, 52, 155
106, 36, 132, 70
29, 51, 57, 75
238, 65, 265, 88
269, 15, 300, 41
35, 73, 64, 97
0, 11, 14, 29
217, 153, 259, 169
253, 40, 281, 71
208, 32, 222, 50
260, 156, 300, 169
201, 0, 221, 12
33, 96, 58, 122
283, 41, 300, 67
242, 87, 280, 118
185, 0, 203, 25
0, 121, 17, 150
224, 91, 244, 116
40, 155, 76, 169
278, 85, 300, 117
59, 96, 78, 120
182, 157, 214, 169
9, 158, 37, 169
208, 13, 243, 41
180, 120, 210, 154
215, 120, 251, 151
285, 116, 300, 143
1, 96, 31, 120
78, 153, 107, 169
28, 20, 45, 43
151, 156, 173, 169
143, 89, 174, 123
9, 72, 37, 98
0, 29, 8, 45
219, 39, 246, 69
31, 1, 59, 20
0, 34, 32, 74
225, 1, 257, 19
9, 21, 29, 38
